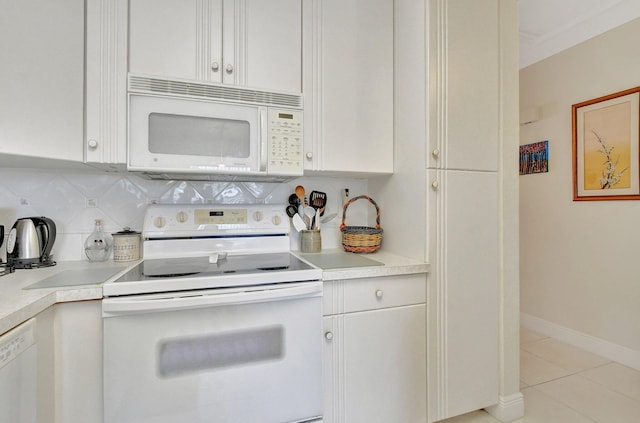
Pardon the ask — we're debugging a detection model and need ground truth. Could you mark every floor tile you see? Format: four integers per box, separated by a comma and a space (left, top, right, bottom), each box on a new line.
520, 327, 547, 344
535, 374, 640, 423
520, 350, 574, 386
439, 410, 500, 423
521, 338, 610, 373
580, 362, 640, 403
516, 387, 597, 423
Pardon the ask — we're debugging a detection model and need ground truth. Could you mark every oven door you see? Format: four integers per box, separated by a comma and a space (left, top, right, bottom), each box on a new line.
103, 282, 323, 423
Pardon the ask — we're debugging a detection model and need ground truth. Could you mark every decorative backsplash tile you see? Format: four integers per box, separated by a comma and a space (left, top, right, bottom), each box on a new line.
0, 168, 368, 261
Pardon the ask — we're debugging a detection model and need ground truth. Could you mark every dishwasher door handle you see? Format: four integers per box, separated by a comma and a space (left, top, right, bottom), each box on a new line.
102, 282, 322, 317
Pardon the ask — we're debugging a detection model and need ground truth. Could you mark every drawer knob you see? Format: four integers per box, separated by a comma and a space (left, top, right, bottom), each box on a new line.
375, 289, 383, 299
325, 331, 333, 340
87, 139, 98, 150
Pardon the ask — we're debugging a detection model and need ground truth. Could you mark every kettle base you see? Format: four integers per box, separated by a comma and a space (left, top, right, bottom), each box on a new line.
7, 257, 56, 270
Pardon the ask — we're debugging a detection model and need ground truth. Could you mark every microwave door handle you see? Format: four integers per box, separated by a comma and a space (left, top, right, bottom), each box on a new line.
259, 108, 268, 172
102, 282, 322, 317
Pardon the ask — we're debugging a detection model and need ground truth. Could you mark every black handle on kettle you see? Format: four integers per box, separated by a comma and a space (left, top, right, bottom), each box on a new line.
34, 217, 56, 258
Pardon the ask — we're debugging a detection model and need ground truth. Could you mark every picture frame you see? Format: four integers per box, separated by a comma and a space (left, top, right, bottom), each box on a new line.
520, 140, 549, 175
572, 86, 640, 201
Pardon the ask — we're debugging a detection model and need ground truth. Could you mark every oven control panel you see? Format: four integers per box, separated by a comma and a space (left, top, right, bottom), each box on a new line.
143, 204, 288, 238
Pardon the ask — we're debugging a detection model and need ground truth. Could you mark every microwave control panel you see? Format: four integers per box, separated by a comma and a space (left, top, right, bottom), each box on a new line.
267, 109, 303, 175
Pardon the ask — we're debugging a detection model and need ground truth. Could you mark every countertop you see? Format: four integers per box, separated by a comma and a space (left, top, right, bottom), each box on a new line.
0, 251, 429, 336
0, 261, 136, 336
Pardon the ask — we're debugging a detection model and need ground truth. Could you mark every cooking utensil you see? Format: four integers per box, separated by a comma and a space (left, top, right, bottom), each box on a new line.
288, 193, 300, 206
309, 191, 327, 211
291, 214, 306, 232
303, 206, 316, 230
295, 185, 305, 203
320, 212, 338, 224
286, 205, 298, 218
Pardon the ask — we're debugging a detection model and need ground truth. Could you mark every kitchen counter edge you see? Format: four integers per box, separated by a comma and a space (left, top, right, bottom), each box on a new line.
0, 261, 137, 336
1, 251, 429, 336
294, 249, 430, 281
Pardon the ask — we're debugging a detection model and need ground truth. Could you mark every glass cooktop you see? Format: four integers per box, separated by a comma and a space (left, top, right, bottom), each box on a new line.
114, 252, 314, 283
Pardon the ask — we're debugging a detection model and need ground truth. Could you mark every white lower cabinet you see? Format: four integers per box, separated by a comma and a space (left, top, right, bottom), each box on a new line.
0, 307, 55, 423
322, 274, 426, 423
53, 301, 103, 423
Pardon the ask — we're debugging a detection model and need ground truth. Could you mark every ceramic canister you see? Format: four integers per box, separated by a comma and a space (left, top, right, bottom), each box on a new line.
112, 228, 141, 262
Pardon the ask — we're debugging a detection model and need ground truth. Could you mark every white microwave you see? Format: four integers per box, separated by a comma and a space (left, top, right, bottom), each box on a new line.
128, 74, 304, 181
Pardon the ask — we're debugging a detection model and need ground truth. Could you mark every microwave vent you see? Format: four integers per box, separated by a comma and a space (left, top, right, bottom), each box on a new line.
129, 75, 302, 109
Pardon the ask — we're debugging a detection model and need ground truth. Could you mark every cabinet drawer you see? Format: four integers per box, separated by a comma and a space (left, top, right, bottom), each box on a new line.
323, 274, 426, 315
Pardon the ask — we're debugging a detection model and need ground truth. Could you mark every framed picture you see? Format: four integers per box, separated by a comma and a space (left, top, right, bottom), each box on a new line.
520, 140, 549, 175
572, 86, 640, 201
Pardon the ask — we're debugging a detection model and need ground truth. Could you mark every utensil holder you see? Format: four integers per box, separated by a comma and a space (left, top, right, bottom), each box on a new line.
340, 195, 383, 253
300, 230, 322, 253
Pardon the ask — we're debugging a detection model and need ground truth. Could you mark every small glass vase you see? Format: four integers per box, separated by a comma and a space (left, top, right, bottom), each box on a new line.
84, 219, 113, 262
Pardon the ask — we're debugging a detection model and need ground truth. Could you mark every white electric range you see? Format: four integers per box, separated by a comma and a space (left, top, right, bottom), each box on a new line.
102, 204, 323, 423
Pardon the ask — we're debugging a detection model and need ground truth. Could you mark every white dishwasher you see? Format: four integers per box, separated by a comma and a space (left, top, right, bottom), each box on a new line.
0, 318, 37, 423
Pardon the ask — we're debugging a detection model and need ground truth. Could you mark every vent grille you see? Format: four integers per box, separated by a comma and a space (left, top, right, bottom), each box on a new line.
129, 75, 302, 108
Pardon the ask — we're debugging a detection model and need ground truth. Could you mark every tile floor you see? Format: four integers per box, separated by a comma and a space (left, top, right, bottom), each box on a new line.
440, 327, 640, 423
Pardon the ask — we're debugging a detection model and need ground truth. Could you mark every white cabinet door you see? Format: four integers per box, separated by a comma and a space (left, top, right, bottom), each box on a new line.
428, 0, 499, 172
129, 0, 220, 82
323, 275, 427, 423
53, 301, 103, 423
85, 0, 128, 166
323, 305, 426, 423
0, 0, 84, 162
303, 0, 393, 174
129, 0, 302, 92
243, 0, 302, 92
427, 168, 499, 420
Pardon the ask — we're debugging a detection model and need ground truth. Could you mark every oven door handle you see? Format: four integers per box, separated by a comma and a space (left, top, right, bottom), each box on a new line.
102, 282, 322, 317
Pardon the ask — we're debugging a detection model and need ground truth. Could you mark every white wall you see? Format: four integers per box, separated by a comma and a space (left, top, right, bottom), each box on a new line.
0, 168, 367, 261
519, 18, 640, 367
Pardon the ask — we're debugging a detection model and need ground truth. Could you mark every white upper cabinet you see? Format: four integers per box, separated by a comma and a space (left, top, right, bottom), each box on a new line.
85, 0, 128, 166
303, 0, 393, 174
427, 0, 499, 172
129, 0, 302, 93
0, 0, 84, 162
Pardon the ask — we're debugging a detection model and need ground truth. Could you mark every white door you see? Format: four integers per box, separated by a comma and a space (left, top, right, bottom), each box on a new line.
427, 169, 499, 420
323, 305, 426, 423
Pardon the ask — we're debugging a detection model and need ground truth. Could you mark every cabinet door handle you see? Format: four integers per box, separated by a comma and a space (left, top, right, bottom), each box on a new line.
375, 289, 383, 299
88, 139, 98, 150
305, 152, 313, 160
431, 180, 439, 190
432, 148, 440, 158
325, 331, 333, 340
211, 62, 220, 72
225, 64, 234, 74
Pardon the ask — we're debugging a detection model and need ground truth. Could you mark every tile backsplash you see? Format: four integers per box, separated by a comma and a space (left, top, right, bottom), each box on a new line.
0, 168, 368, 261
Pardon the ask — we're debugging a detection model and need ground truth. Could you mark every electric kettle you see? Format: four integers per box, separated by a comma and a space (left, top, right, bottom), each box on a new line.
6, 217, 57, 269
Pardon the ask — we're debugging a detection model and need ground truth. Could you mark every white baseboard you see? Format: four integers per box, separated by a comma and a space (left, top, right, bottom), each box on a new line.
521, 313, 640, 371
485, 393, 525, 422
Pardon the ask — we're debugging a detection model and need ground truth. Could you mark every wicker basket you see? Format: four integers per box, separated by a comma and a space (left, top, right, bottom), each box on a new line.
340, 195, 383, 253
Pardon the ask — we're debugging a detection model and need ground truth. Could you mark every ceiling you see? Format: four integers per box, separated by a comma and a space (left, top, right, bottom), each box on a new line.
519, 0, 640, 68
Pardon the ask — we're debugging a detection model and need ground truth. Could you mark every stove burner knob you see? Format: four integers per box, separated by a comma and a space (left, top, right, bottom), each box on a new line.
272, 215, 282, 226
153, 216, 166, 229
176, 211, 188, 223
253, 211, 263, 222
